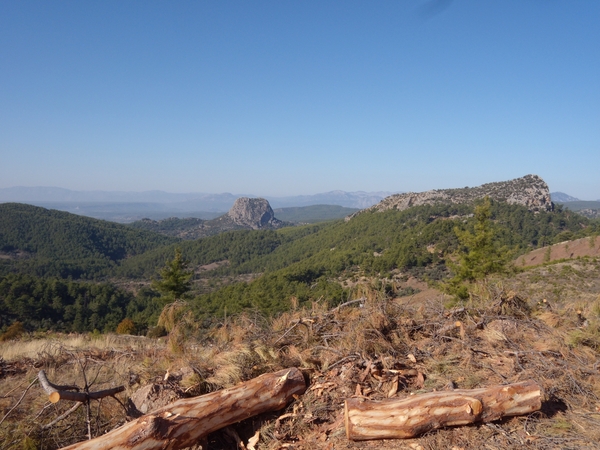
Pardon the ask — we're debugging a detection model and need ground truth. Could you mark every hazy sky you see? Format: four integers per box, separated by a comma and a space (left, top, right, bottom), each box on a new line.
1, 1, 598, 198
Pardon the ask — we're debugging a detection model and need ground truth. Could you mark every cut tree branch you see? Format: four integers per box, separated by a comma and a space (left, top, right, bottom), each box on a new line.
345, 379, 542, 440
60, 367, 306, 450
38, 370, 125, 404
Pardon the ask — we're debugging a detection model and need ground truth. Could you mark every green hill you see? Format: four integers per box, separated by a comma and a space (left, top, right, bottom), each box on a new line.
0, 203, 178, 278
273, 205, 359, 223
115, 228, 285, 279
122, 201, 595, 279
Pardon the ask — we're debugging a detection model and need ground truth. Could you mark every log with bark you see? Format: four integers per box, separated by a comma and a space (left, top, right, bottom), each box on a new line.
60, 367, 306, 450
345, 379, 542, 440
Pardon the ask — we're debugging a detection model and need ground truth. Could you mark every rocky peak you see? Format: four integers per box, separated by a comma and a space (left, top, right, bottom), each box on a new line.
227, 197, 283, 230
348, 175, 553, 220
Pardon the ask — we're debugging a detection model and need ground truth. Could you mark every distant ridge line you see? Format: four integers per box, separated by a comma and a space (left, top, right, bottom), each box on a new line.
0, 187, 396, 210
348, 175, 553, 220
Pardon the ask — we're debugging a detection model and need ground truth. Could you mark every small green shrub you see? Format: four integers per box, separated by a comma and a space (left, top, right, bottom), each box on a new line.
544, 246, 552, 263
91, 328, 102, 339
549, 417, 573, 435
566, 329, 600, 350
21, 436, 40, 450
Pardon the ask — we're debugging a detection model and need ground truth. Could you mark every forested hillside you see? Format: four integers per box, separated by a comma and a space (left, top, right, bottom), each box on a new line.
0, 274, 161, 333
1, 200, 598, 334
272, 204, 359, 223
128, 217, 207, 238
189, 201, 598, 317
120, 201, 595, 280
0, 203, 178, 278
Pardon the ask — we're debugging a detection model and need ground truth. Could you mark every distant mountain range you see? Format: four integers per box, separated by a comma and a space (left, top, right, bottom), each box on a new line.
0, 187, 246, 212
550, 192, 600, 219
3, 187, 598, 223
550, 192, 581, 203
0, 186, 395, 222
267, 190, 393, 209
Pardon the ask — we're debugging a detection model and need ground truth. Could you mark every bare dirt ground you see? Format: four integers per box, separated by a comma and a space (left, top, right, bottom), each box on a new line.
516, 236, 600, 267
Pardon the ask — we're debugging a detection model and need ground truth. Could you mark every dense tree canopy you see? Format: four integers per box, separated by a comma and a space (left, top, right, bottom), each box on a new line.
0, 274, 159, 333
0, 203, 177, 279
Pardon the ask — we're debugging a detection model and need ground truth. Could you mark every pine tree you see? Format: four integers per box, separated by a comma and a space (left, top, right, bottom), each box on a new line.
151, 248, 193, 304
151, 249, 196, 352
445, 197, 511, 299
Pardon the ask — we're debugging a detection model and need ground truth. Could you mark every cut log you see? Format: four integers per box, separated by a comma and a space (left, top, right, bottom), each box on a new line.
38, 370, 125, 403
60, 367, 306, 450
345, 379, 542, 440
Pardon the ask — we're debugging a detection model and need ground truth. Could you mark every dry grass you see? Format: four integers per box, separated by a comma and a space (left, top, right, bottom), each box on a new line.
0, 334, 164, 362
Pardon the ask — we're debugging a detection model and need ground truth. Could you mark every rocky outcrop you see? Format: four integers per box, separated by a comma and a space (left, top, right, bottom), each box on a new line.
227, 197, 283, 229
348, 175, 553, 220
129, 198, 285, 239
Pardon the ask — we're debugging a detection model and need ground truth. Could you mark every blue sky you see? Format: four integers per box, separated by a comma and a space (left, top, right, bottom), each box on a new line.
1, 1, 599, 198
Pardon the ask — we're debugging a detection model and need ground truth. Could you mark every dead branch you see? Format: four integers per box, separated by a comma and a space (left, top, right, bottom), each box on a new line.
41, 403, 83, 430
311, 346, 342, 355
274, 318, 314, 344
0, 377, 38, 427
328, 353, 361, 370
37, 371, 81, 393
331, 297, 366, 313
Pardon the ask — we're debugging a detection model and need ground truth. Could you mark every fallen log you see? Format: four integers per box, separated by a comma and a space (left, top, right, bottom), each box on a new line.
38, 370, 125, 404
345, 379, 542, 440
60, 367, 306, 450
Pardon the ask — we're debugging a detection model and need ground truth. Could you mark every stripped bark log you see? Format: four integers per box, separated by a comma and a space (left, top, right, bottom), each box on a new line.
345, 379, 542, 440
38, 370, 125, 403
60, 367, 306, 450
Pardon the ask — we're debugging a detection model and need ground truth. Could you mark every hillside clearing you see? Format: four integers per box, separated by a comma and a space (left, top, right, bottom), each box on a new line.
2, 261, 600, 449
516, 236, 600, 267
